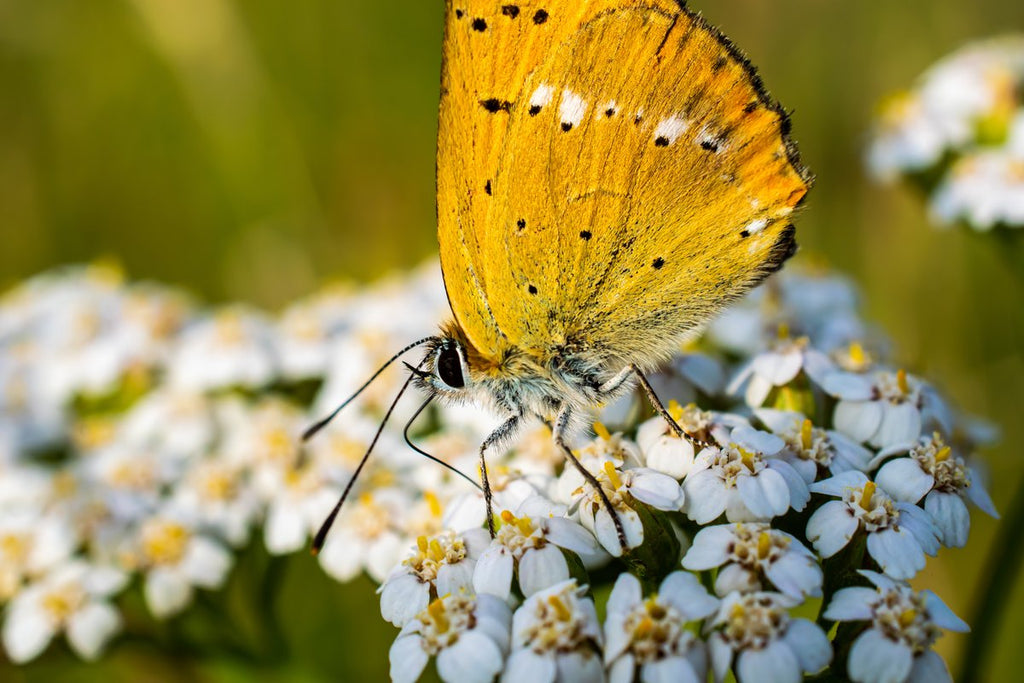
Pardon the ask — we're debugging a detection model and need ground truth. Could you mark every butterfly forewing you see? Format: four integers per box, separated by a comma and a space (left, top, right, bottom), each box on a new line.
437, 0, 810, 369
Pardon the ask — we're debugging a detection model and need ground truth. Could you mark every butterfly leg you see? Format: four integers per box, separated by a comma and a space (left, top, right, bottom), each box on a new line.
551, 405, 629, 553
628, 365, 686, 438
478, 413, 522, 537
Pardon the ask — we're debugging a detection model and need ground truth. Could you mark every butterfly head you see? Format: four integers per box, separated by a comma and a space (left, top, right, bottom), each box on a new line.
413, 333, 474, 401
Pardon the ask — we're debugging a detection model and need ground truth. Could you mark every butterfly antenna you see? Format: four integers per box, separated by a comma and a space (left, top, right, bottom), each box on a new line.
302, 336, 436, 442
311, 369, 417, 555
403, 395, 483, 493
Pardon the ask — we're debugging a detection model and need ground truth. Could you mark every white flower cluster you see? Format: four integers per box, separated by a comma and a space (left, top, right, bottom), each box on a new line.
0, 261, 995, 682
866, 36, 1024, 230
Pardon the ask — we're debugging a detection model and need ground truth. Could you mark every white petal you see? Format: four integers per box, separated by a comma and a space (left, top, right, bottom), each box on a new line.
380, 575, 430, 627
474, 595, 513, 656
317, 532, 364, 582
556, 651, 604, 683
608, 654, 636, 683
644, 437, 695, 479
66, 601, 121, 660
897, 504, 941, 556
519, 546, 569, 597
145, 568, 193, 618
876, 458, 933, 503
736, 473, 773, 519
264, 504, 307, 554
607, 572, 642, 616
873, 402, 921, 449
684, 471, 728, 524
766, 552, 823, 599
782, 618, 831, 674
964, 468, 999, 517
828, 431, 874, 471
806, 501, 859, 558
736, 640, 800, 683
908, 649, 952, 683
660, 571, 719, 619
921, 591, 969, 632
867, 528, 925, 580
367, 532, 405, 583
390, 634, 430, 683
595, 506, 642, 555
766, 460, 809, 512
181, 537, 232, 588
641, 657, 701, 683
823, 587, 877, 621
681, 525, 733, 570
474, 546, 514, 600
628, 469, 685, 510
709, 634, 733, 683
715, 564, 759, 596
436, 629, 504, 683
848, 629, 913, 683
502, 650, 556, 683
544, 518, 601, 556
810, 470, 870, 497
437, 560, 475, 597
822, 372, 874, 400
834, 400, 883, 444
924, 491, 969, 548
754, 349, 804, 386
732, 427, 785, 456
2, 601, 56, 663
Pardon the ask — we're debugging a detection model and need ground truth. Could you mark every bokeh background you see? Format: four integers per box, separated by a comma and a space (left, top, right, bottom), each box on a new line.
1, 0, 1022, 680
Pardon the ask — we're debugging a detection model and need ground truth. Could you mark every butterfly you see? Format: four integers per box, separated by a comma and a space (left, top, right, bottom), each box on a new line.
310, 0, 810, 554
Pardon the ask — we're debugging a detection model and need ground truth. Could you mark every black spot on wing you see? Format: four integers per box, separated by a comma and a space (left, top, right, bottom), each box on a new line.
528, 284, 538, 295
579, 230, 592, 240
480, 98, 512, 113
472, 17, 487, 31
700, 139, 719, 152
528, 105, 542, 116
501, 5, 520, 18
652, 257, 665, 269
516, 218, 526, 230
484, 180, 492, 195
605, 107, 616, 117
654, 136, 669, 147
455, 9, 464, 19
561, 122, 573, 132
533, 9, 548, 24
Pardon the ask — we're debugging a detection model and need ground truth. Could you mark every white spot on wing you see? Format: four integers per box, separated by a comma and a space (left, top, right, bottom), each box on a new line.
743, 218, 768, 235
529, 84, 554, 109
653, 115, 689, 144
559, 89, 587, 127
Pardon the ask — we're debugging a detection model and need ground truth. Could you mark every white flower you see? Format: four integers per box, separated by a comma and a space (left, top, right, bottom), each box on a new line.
683, 427, 809, 524
171, 458, 259, 547
874, 432, 998, 547
756, 408, 872, 482
568, 459, 684, 556
390, 593, 512, 683
930, 148, 1024, 229
132, 513, 234, 618
257, 462, 340, 556
728, 333, 834, 407
1, 561, 126, 663
604, 571, 718, 683
0, 509, 77, 601
636, 402, 721, 479
168, 307, 279, 392
472, 510, 601, 601
827, 368, 951, 449
379, 529, 489, 627
503, 579, 603, 683
317, 488, 410, 584
823, 570, 968, 683
707, 591, 832, 683
682, 523, 822, 600
807, 471, 940, 580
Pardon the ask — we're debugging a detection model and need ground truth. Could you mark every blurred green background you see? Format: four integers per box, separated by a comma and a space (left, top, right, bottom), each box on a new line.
1, 0, 1023, 680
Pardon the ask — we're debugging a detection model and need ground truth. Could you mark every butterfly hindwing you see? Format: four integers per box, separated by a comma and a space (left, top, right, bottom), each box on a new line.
437, 1, 810, 368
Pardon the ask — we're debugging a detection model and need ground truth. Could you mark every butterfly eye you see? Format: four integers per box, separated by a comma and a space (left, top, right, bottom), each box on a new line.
435, 342, 465, 389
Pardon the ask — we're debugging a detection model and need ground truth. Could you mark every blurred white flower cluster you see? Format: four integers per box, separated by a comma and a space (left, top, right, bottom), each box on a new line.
866, 36, 1024, 230
0, 260, 996, 682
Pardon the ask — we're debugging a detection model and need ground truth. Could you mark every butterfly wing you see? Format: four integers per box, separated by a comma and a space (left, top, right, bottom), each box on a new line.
437, 1, 810, 368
